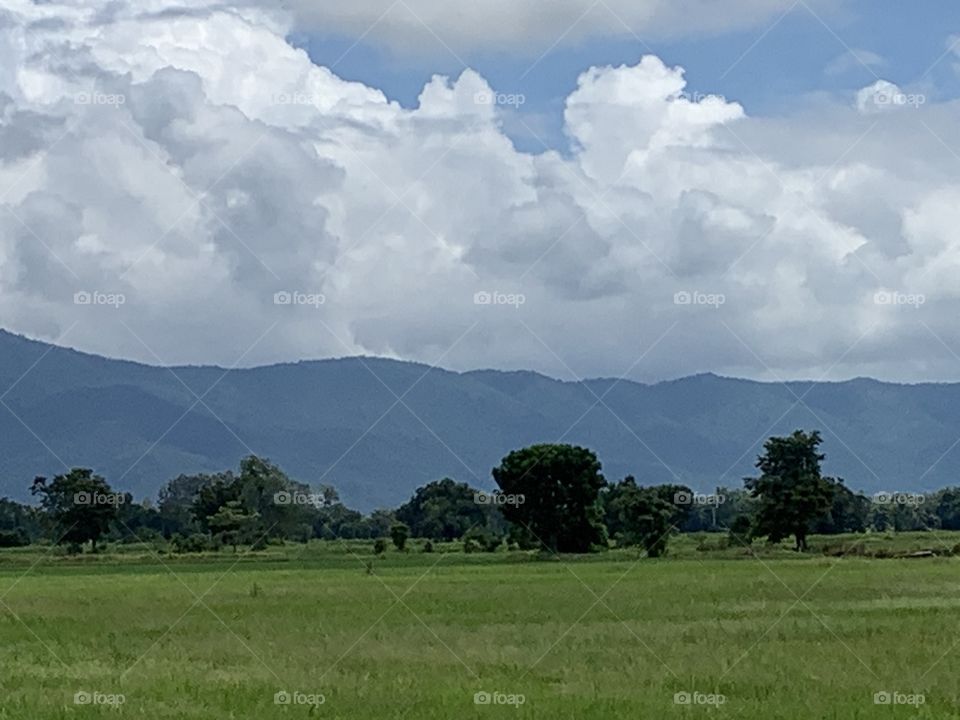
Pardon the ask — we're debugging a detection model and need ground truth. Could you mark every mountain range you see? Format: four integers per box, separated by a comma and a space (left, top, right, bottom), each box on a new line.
0, 328, 956, 510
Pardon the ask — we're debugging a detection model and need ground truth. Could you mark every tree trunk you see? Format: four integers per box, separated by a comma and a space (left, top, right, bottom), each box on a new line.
794, 532, 807, 552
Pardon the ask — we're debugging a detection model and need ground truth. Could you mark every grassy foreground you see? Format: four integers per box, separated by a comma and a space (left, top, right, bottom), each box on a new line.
2, 535, 960, 718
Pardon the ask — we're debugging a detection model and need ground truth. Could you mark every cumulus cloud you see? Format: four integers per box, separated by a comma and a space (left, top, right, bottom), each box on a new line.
1, 0, 960, 384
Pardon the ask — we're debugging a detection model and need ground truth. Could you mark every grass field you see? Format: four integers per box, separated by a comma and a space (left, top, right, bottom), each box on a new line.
2, 534, 960, 718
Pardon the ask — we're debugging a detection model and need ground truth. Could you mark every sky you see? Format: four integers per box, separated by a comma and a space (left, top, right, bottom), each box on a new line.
2, 0, 960, 383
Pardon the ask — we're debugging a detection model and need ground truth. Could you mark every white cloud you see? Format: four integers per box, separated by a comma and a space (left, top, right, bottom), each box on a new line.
1, 0, 960, 384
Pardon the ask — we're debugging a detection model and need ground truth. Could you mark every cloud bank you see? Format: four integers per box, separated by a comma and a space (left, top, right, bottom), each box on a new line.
1, 0, 959, 383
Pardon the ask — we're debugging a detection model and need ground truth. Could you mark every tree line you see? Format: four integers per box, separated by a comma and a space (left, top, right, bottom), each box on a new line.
1, 430, 956, 555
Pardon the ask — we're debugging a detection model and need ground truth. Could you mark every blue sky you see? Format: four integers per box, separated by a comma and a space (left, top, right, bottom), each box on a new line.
297, 0, 960, 151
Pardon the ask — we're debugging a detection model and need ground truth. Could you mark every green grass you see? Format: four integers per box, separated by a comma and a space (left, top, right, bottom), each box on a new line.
2, 534, 960, 718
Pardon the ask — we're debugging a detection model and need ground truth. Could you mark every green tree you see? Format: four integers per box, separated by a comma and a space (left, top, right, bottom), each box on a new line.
396, 478, 487, 540
492, 444, 607, 553
0, 498, 43, 542
814, 485, 870, 534
607, 478, 676, 557
207, 500, 259, 552
934, 488, 960, 530
158, 472, 228, 536
31, 469, 120, 552
744, 430, 837, 551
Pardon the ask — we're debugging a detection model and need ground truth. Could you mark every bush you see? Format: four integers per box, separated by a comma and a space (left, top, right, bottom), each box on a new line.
0, 529, 29, 548
464, 529, 502, 553
423, 540, 434, 553
390, 523, 409, 551
171, 533, 218, 553
373, 538, 387, 555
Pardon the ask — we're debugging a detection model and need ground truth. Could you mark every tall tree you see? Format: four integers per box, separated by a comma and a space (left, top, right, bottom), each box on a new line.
607, 478, 676, 557
744, 430, 837, 551
493, 444, 607, 553
396, 478, 487, 540
31, 469, 119, 552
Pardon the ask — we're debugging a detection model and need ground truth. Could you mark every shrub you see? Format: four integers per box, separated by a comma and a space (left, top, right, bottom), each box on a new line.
171, 533, 218, 553
390, 523, 409, 551
0, 529, 29, 548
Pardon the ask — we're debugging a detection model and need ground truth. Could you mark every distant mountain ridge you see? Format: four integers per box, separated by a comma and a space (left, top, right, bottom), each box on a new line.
0, 329, 956, 511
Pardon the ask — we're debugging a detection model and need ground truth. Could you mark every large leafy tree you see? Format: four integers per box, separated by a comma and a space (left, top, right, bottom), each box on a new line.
158, 472, 230, 536
492, 444, 607, 553
606, 478, 677, 557
31, 469, 119, 552
744, 430, 837, 551
396, 478, 487, 540
814, 485, 871, 534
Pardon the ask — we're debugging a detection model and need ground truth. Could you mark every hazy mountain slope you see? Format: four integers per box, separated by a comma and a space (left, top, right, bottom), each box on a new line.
0, 329, 958, 510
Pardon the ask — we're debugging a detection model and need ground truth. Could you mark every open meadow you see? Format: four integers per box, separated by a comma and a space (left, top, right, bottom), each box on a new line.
2, 534, 960, 718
